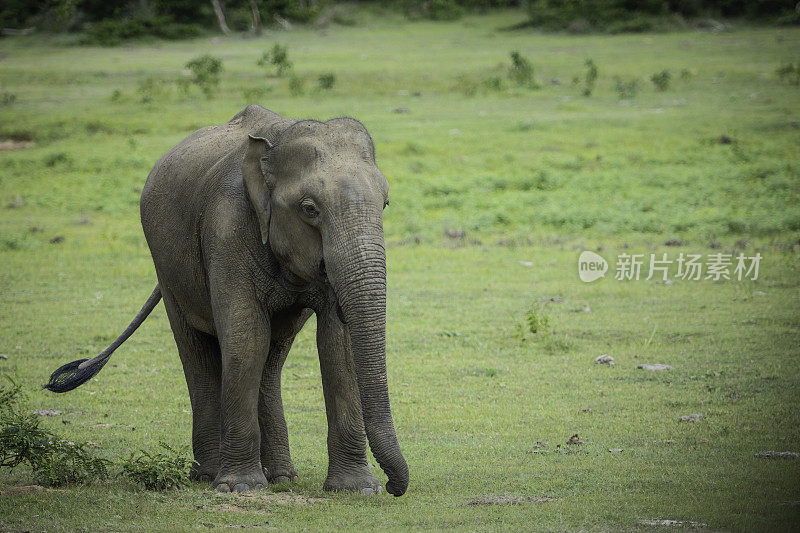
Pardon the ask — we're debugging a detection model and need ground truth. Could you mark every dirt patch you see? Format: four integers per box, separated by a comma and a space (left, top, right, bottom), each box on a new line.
0, 139, 36, 151
467, 494, 557, 506
0, 485, 65, 497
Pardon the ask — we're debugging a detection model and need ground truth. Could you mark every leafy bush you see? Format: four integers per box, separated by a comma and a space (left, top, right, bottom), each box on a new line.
614, 77, 639, 99
0, 91, 16, 107
289, 74, 306, 96
258, 43, 293, 77
526, 0, 799, 32
402, 0, 464, 20
81, 17, 204, 46
137, 76, 168, 103
121, 443, 191, 490
776, 63, 800, 85
0, 377, 110, 486
317, 72, 336, 90
184, 55, 223, 98
508, 51, 534, 87
651, 69, 671, 91
582, 58, 598, 96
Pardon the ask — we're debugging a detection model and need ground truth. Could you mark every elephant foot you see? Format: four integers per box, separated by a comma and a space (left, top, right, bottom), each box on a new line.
263, 464, 298, 485
190, 461, 218, 483
214, 468, 269, 493
323, 466, 383, 495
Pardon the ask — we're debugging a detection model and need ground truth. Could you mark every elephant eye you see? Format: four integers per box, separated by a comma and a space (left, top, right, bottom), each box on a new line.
300, 199, 319, 218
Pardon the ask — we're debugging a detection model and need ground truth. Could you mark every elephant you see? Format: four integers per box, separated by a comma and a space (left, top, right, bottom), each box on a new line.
45, 104, 409, 496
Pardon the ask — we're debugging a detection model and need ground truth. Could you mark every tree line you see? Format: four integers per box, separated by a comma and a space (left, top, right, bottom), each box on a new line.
1, 0, 797, 37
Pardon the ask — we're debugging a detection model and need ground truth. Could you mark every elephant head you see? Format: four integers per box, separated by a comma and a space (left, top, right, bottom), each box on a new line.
242, 118, 409, 496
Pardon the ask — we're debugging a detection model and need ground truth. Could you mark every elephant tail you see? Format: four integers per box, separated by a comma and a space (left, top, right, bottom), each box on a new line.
44, 286, 162, 393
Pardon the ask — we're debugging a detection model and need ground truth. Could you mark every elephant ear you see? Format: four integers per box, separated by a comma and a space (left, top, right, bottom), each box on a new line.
243, 134, 274, 245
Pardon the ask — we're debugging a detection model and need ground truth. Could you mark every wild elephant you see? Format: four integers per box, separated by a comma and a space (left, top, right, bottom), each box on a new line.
45, 105, 409, 496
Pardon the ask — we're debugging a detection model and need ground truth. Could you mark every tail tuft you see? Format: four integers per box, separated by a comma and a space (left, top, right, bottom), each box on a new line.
43, 357, 108, 393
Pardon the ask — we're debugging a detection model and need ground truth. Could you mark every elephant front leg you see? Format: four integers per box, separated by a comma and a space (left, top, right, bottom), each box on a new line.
214, 308, 271, 493
258, 337, 298, 484
316, 300, 382, 494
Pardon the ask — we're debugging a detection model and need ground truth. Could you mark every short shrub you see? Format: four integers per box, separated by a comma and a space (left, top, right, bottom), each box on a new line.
776, 63, 800, 85
508, 51, 534, 87
289, 74, 306, 96
184, 55, 223, 98
615, 77, 639, 99
258, 44, 293, 77
122, 443, 191, 490
317, 72, 336, 90
583, 58, 598, 96
0, 92, 16, 106
0, 377, 109, 486
651, 69, 671, 91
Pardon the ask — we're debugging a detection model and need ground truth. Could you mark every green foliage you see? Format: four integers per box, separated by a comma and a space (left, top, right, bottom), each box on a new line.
184, 54, 223, 98
614, 76, 639, 99
0, 377, 110, 486
776, 62, 800, 85
524, 303, 550, 334
261, 0, 321, 23
121, 443, 191, 490
582, 58, 598, 96
403, 0, 464, 21
650, 69, 671, 91
137, 76, 168, 103
81, 17, 204, 46
288, 73, 306, 96
317, 72, 336, 90
525, 0, 799, 32
508, 51, 534, 87
258, 43, 293, 77
0, 91, 16, 107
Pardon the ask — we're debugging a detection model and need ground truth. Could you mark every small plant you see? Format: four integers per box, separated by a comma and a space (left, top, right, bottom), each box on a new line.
776, 63, 800, 86
0, 91, 16, 107
258, 43, 293, 77
122, 442, 191, 490
317, 72, 336, 90
515, 302, 550, 342
651, 69, 671, 91
137, 76, 167, 103
184, 54, 223, 98
680, 68, 692, 81
289, 73, 306, 96
0, 377, 110, 486
524, 304, 550, 334
508, 51, 534, 87
582, 58, 598, 97
614, 77, 639, 99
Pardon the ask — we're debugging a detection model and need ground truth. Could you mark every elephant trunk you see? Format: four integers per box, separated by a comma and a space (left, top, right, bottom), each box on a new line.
324, 224, 409, 497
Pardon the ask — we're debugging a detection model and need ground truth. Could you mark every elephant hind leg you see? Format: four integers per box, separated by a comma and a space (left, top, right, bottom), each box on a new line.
161, 289, 222, 483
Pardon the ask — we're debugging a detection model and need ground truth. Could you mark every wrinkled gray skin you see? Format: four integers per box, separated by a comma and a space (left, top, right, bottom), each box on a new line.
140, 105, 408, 495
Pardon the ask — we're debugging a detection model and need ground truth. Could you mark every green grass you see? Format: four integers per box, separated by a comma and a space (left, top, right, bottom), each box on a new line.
1, 8, 799, 531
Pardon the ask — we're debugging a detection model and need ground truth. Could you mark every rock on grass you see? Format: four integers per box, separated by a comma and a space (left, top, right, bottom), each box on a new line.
754, 451, 798, 459
594, 354, 615, 365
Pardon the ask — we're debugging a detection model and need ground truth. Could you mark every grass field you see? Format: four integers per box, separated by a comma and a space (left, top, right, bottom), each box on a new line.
1, 7, 799, 531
